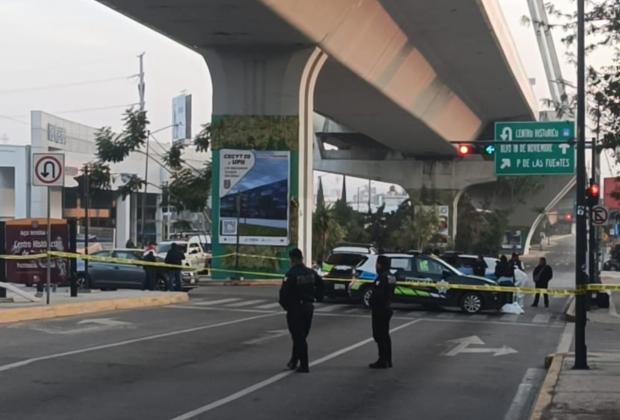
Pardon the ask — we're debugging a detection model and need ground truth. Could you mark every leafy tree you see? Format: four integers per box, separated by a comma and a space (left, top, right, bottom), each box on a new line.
87, 107, 212, 242
312, 204, 346, 263
390, 202, 441, 251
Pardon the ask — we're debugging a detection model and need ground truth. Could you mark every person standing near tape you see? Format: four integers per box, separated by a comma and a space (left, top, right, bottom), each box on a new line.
279, 248, 323, 373
165, 242, 184, 292
532, 257, 553, 308
369, 255, 396, 369
143, 242, 157, 290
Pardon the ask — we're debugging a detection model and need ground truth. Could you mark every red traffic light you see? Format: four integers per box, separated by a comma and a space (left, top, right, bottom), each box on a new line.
457, 143, 474, 157
564, 213, 573, 222
588, 184, 600, 198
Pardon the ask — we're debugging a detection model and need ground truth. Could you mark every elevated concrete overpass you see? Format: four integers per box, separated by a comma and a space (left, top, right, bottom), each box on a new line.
97, 0, 544, 262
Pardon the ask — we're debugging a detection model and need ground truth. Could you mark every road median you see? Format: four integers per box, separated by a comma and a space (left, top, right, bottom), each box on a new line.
0, 292, 188, 324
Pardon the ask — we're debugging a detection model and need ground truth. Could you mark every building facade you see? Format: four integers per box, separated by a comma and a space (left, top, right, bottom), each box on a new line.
0, 111, 167, 247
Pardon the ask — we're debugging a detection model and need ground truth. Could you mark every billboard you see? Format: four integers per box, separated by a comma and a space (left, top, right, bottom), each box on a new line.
604, 177, 620, 210
172, 94, 192, 143
3, 218, 69, 285
219, 149, 290, 246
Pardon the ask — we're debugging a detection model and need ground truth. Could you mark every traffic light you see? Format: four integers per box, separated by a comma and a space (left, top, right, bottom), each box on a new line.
457, 143, 474, 157
455, 143, 495, 159
482, 144, 495, 160
586, 183, 600, 207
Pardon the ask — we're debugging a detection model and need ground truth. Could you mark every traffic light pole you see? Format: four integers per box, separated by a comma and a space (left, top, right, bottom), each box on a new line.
588, 139, 598, 285
574, 0, 588, 370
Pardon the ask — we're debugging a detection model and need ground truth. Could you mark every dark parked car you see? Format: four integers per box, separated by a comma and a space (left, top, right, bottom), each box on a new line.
77, 249, 196, 290
349, 254, 508, 314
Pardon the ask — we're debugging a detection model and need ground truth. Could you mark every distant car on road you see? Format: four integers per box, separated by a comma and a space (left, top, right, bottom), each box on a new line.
349, 254, 507, 314
321, 245, 377, 298
77, 248, 196, 290
441, 253, 499, 280
157, 239, 210, 273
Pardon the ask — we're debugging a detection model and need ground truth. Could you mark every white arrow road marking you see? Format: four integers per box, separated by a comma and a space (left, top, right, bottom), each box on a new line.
443, 335, 518, 357
77, 318, 131, 327
243, 329, 289, 345
500, 159, 511, 169
28, 318, 133, 335
501, 127, 513, 141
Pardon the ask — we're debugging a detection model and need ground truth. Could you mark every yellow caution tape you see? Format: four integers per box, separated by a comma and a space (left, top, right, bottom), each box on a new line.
1, 250, 619, 296
47, 251, 196, 271
0, 253, 49, 260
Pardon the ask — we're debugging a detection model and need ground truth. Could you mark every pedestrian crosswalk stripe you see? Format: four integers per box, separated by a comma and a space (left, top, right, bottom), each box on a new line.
533, 313, 551, 324
225, 299, 267, 307
194, 298, 242, 306
343, 307, 365, 314
502, 314, 520, 322
435, 312, 457, 319
254, 302, 281, 310
314, 304, 343, 313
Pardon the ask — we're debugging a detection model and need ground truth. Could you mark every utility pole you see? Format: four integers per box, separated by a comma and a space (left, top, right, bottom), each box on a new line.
84, 165, 90, 286
368, 179, 372, 214
574, 0, 589, 370
137, 52, 148, 247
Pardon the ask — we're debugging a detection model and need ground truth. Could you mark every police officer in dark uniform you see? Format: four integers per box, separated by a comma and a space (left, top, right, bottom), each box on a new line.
279, 248, 324, 373
369, 255, 395, 369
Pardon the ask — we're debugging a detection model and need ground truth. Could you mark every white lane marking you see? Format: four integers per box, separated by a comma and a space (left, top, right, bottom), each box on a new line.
435, 312, 457, 319
194, 298, 242, 306
503, 368, 546, 420
243, 329, 289, 345
225, 299, 267, 308
0, 312, 280, 373
556, 322, 574, 353
170, 318, 423, 420
314, 304, 343, 313
532, 314, 551, 324
255, 302, 281, 310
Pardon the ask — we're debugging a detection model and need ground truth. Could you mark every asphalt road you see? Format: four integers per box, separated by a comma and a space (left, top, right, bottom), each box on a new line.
0, 282, 571, 420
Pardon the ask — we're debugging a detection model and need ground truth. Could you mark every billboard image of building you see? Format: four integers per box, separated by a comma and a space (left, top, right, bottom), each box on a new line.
219, 149, 289, 246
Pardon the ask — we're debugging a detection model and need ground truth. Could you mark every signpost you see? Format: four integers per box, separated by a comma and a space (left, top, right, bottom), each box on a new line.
592, 206, 609, 226
32, 153, 65, 304
495, 121, 575, 176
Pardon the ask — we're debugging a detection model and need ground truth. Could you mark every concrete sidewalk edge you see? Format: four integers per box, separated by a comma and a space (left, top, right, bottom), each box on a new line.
0, 292, 189, 324
530, 352, 566, 420
564, 296, 576, 322
199, 280, 281, 286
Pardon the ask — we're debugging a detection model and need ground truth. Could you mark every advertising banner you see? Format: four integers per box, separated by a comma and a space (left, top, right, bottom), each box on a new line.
219, 149, 290, 246
4, 219, 69, 285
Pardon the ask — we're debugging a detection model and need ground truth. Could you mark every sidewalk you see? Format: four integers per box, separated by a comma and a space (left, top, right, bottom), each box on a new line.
0, 285, 188, 324
532, 271, 620, 419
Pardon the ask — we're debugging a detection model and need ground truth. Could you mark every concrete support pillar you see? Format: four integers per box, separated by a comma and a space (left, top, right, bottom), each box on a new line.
115, 195, 131, 248
205, 46, 327, 268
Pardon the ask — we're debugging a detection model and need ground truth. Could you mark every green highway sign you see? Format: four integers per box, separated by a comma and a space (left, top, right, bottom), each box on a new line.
495, 121, 575, 176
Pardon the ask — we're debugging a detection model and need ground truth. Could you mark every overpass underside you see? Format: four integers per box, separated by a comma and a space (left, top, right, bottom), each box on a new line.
98, 0, 540, 264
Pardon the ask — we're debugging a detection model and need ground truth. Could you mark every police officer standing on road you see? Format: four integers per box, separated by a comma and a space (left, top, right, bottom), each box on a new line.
279, 248, 323, 373
369, 255, 395, 369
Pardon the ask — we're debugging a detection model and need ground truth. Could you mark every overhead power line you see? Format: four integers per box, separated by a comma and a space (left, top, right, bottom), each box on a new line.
0, 114, 29, 125
0, 75, 136, 96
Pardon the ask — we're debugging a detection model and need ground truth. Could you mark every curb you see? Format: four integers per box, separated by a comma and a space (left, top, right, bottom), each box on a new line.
530, 352, 566, 420
0, 292, 189, 324
563, 296, 576, 322
198, 280, 281, 287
